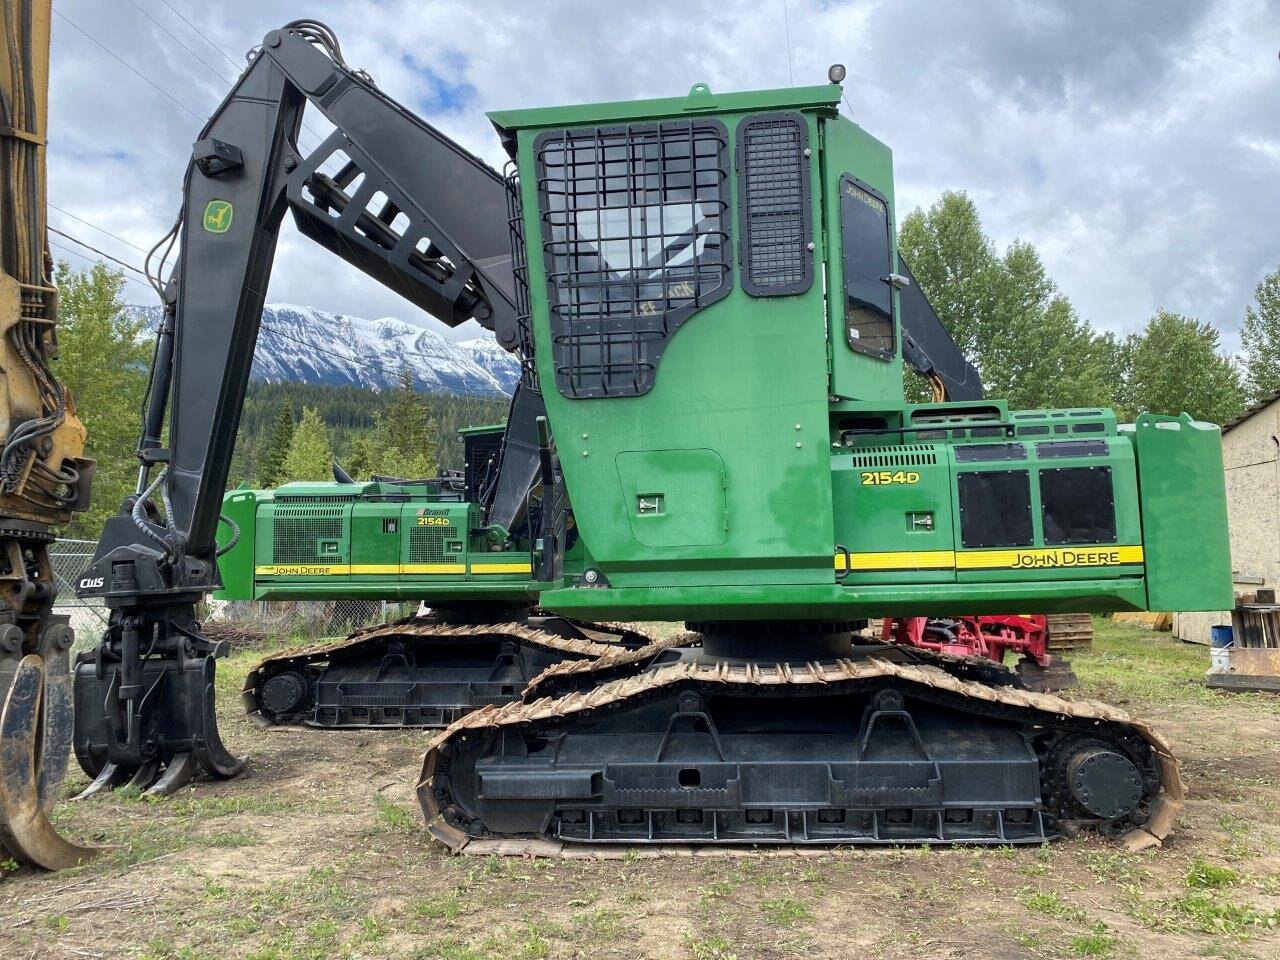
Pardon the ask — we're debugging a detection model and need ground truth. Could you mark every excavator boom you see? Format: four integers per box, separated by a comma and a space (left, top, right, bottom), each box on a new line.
72, 22, 529, 800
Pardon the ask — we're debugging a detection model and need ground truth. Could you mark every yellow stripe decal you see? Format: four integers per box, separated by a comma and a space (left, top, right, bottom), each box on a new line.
835, 551, 955, 571
400, 563, 467, 575
470, 562, 533, 575
834, 545, 1144, 572
255, 561, 531, 576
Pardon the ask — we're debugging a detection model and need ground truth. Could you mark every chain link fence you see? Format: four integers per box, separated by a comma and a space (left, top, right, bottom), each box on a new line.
50, 539, 412, 653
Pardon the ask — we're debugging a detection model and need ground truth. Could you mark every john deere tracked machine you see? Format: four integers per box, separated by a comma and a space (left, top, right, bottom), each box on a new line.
219, 462, 658, 730
50, 21, 1229, 857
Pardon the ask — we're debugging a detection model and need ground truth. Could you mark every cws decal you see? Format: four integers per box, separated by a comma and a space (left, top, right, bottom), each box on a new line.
202, 199, 234, 233
834, 545, 1143, 572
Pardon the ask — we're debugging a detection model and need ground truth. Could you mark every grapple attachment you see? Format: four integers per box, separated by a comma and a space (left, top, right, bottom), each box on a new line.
72, 609, 242, 798
0, 621, 97, 868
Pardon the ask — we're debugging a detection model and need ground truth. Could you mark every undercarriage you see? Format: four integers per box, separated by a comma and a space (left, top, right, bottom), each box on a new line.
243, 613, 669, 728
420, 625, 1181, 853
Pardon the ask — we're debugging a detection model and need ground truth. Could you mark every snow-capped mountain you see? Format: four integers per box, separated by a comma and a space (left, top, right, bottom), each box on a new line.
127, 303, 520, 398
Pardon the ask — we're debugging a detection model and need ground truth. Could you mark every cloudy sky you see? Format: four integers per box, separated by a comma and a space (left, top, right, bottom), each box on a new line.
46, 0, 1280, 350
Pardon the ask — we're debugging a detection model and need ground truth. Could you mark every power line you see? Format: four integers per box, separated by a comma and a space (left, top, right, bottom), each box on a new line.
124, 0, 237, 86
48, 227, 150, 277
47, 240, 154, 293
47, 228, 445, 394
52, 8, 204, 122
139, 1, 332, 159
49, 204, 150, 255
155, 0, 242, 72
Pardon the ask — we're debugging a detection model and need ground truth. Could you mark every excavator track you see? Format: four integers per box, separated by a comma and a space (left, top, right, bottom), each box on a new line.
420, 655, 1181, 856
522, 634, 1023, 702
243, 616, 659, 729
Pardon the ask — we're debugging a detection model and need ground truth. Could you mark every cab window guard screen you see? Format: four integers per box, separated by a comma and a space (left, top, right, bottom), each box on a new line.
839, 174, 895, 360
736, 112, 812, 297
535, 120, 731, 398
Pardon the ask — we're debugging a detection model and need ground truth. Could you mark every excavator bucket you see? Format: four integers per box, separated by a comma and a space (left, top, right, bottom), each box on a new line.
0, 654, 97, 868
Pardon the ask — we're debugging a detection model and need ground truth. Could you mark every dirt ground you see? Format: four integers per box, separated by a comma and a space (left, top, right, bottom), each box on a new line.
2, 619, 1278, 960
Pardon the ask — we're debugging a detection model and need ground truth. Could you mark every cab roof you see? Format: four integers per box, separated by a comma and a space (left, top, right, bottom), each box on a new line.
488, 83, 842, 142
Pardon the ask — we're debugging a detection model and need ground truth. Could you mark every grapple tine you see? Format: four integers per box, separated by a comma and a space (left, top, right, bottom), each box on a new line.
36, 642, 76, 814
73, 760, 132, 800
0, 656, 98, 869
145, 752, 197, 797
124, 759, 160, 792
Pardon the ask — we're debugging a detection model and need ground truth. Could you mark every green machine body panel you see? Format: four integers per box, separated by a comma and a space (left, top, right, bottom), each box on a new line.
487, 83, 1231, 623
213, 481, 541, 604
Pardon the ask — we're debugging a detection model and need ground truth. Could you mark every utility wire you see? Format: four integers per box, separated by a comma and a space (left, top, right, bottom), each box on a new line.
48, 227, 151, 277
124, 0, 237, 86
139, 0, 333, 159
52, 8, 205, 122
49, 204, 150, 255
47, 240, 154, 293
48, 228, 450, 395
781, 0, 795, 87
155, 0, 242, 72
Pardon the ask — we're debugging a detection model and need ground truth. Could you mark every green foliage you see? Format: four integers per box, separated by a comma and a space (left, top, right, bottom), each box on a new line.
363, 366, 439, 480
1068, 924, 1116, 957
898, 193, 1117, 410
280, 407, 334, 481
1119, 311, 1244, 425
1241, 264, 1280, 405
51, 263, 151, 538
256, 398, 295, 487
229, 381, 504, 488
1186, 859, 1241, 889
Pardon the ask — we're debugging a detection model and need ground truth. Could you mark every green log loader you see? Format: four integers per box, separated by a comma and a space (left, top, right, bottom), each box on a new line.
57, 20, 1228, 855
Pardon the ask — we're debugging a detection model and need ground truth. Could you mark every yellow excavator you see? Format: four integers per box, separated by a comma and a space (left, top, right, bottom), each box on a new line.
0, 0, 97, 869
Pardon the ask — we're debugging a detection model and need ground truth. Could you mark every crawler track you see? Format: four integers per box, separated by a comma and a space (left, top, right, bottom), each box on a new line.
243, 616, 659, 729
420, 655, 1181, 855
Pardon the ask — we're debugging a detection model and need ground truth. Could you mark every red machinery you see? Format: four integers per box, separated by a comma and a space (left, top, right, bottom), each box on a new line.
882, 614, 1054, 672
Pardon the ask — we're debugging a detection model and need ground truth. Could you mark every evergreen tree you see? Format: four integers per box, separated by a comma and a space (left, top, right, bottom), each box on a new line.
256, 398, 295, 487
1241, 265, 1280, 405
280, 407, 334, 481
371, 366, 438, 478
1121, 311, 1245, 425
50, 262, 149, 538
344, 435, 377, 481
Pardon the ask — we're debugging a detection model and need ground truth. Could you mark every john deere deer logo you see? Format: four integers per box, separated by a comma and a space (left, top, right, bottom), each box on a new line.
202, 199, 234, 233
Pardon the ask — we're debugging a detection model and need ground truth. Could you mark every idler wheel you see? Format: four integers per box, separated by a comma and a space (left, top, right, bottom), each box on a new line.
1066, 748, 1143, 821
260, 671, 308, 716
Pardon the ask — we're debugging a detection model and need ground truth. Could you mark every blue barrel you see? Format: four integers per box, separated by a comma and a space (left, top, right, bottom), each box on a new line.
1210, 625, 1234, 647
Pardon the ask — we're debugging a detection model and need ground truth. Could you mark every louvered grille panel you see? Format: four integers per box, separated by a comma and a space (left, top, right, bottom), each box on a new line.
737, 114, 812, 296
849, 445, 939, 468
272, 507, 345, 563
410, 526, 458, 562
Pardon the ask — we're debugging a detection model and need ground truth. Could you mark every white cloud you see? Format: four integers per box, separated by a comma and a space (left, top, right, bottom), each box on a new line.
46, 0, 1279, 350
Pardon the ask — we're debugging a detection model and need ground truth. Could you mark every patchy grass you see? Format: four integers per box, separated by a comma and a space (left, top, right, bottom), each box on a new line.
4, 618, 1278, 960
759, 894, 810, 927
1068, 924, 1116, 957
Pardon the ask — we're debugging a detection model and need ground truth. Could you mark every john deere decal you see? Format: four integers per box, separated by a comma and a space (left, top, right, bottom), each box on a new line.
202, 199, 234, 233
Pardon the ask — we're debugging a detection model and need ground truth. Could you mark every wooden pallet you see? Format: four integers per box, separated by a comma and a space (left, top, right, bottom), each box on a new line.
1046, 613, 1092, 651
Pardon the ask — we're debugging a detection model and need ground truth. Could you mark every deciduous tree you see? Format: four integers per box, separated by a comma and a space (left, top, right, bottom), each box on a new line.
1241, 265, 1280, 405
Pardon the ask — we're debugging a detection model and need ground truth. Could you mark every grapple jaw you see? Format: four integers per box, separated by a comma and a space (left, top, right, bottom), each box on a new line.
0, 617, 98, 869
72, 604, 243, 798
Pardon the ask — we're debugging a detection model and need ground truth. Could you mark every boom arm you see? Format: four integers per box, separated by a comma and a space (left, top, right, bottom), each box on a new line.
73, 22, 522, 797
